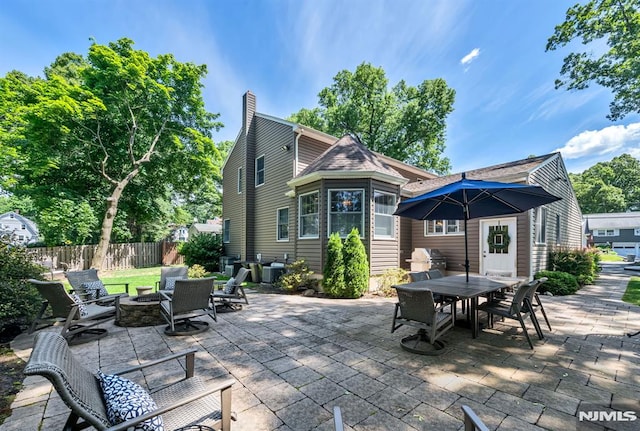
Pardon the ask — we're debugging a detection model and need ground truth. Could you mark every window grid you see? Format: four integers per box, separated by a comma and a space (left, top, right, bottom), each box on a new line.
277, 208, 289, 241
223, 219, 230, 243
374, 191, 396, 239
328, 189, 364, 238
299, 192, 319, 238
255, 155, 265, 186
536, 207, 547, 244
424, 219, 462, 236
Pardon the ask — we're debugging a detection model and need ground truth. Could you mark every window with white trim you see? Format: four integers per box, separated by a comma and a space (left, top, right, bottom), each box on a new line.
424, 219, 461, 236
329, 189, 364, 237
374, 191, 396, 239
594, 229, 619, 236
535, 207, 547, 244
255, 155, 265, 186
223, 219, 230, 243
237, 167, 243, 194
555, 214, 561, 244
277, 207, 289, 241
299, 192, 319, 238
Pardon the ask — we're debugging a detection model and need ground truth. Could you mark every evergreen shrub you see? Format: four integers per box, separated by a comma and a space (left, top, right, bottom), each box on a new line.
342, 228, 369, 298
178, 233, 223, 272
549, 249, 599, 285
0, 240, 45, 335
276, 259, 317, 292
323, 232, 346, 297
534, 270, 580, 295
375, 268, 408, 297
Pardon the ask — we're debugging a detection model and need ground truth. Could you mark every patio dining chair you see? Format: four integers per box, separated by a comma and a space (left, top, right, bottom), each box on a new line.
28, 279, 117, 345
65, 268, 129, 305
392, 286, 455, 355
461, 405, 489, 431
160, 277, 217, 335
477, 279, 543, 349
24, 332, 235, 431
525, 277, 552, 331
212, 267, 250, 311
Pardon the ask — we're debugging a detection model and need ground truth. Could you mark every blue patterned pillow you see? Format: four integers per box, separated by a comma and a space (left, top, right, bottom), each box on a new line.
81, 280, 109, 299
224, 278, 236, 294
70, 293, 89, 317
97, 371, 164, 431
164, 276, 186, 291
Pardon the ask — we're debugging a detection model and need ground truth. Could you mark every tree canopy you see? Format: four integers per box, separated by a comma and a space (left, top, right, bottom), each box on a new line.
0, 38, 224, 267
547, 0, 640, 121
288, 62, 455, 174
569, 153, 640, 213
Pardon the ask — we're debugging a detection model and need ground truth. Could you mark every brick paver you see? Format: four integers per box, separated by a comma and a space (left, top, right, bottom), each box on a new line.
2, 263, 640, 430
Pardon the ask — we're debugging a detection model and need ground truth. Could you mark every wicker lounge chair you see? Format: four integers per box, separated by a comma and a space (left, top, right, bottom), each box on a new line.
212, 267, 250, 311
28, 279, 117, 345
155, 266, 188, 291
65, 268, 129, 304
24, 332, 235, 431
160, 277, 217, 335
392, 286, 455, 355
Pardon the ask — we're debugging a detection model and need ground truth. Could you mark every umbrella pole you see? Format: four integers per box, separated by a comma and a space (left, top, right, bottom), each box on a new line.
464, 215, 469, 282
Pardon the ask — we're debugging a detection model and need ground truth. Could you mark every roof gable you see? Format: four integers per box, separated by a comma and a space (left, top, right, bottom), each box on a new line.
404, 153, 558, 194
298, 134, 404, 178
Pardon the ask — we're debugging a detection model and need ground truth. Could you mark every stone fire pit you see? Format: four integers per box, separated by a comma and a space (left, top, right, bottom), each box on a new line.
116, 293, 165, 327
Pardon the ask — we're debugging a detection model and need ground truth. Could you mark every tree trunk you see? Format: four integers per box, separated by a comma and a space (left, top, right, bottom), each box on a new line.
90, 178, 131, 270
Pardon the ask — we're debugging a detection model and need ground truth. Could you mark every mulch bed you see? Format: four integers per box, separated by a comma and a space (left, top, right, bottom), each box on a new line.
0, 325, 25, 425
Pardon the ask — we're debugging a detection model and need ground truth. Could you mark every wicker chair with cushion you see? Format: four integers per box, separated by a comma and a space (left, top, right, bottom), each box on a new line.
24, 332, 235, 431
155, 266, 189, 291
212, 267, 250, 311
65, 268, 129, 305
28, 279, 117, 345
392, 286, 455, 355
160, 277, 217, 336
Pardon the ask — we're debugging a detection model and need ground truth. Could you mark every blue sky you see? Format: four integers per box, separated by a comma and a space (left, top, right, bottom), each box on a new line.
2, 0, 639, 174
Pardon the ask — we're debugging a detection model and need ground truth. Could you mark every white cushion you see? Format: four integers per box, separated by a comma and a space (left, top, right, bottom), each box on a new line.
224, 278, 236, 294
164, 275, 186, 291
81, 280, 109, 299
70, 293, 88, 317
97, 371, 164, 431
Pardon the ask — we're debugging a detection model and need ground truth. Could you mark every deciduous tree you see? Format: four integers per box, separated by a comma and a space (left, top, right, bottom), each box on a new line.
289, 63, 454, 173
547, 0, 640, 120
0, 38, 224, 268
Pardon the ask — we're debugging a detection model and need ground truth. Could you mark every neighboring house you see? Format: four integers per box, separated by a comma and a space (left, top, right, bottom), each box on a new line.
0, 211, 39, 245
584, 212, 640, 259
222, 91, 583, 283
168, 225, 189, 242
188, 220, 222, 237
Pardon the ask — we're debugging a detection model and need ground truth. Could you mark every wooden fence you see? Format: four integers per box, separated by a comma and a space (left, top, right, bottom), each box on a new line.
29, 241, 184, 271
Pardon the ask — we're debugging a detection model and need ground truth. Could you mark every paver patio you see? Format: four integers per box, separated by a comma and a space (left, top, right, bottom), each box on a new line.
2, 263, 640, 431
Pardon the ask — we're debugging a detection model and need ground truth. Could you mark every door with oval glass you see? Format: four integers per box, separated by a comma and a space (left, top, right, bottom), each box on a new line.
480, 217, 517, 277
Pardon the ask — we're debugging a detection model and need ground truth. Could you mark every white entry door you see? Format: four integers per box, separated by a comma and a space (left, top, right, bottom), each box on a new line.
480, 217, 517, 277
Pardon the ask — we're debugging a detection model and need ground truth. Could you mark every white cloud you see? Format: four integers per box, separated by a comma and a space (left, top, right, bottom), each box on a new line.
555, 123, 640, 159
460, 48, 480, 65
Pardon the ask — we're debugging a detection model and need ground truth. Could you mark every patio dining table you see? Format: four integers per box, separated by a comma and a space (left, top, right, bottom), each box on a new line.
393, 274, 523, 338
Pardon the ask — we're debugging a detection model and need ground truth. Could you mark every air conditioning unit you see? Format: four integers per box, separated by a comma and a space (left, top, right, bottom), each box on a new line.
262, 263, 286, 284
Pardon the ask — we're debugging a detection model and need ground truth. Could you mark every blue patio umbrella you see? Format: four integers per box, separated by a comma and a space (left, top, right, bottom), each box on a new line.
394, 173, 561, 281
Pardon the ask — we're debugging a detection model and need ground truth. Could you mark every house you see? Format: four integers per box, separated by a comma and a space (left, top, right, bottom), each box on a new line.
0, 211, 39, 245
188, 219, 222, 237
168, 225, 189, 242
584, 212, 640, 259
221, 91, 583, 283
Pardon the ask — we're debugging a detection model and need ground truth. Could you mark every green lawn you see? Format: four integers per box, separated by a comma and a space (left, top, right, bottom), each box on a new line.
598, 252, 625, 262
622, 276, 640, 306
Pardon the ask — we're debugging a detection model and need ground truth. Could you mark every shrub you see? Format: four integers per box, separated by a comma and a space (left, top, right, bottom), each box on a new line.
534, 270, 579, 296
188, 264, 207, 279
276, 259, 317, 292
0, 240, 46, 335
549, 249, 599, 285
342, 228, 369, 298
375, 268, 409, 297
323, 232, 346, 297
178, 234, 223, 272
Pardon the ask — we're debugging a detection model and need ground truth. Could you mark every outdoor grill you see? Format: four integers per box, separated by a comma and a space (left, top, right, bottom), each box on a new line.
406, 248, 447, 272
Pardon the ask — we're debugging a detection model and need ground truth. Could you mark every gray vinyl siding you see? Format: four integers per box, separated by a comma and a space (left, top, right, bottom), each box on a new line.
399, 217, 413, 270
369, 180, 401, 275
297, 135, 331, 175
251, 116, 296, 262
529, 156, 583, 274
295, 181, 323, 272
222, 134, 246, 259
